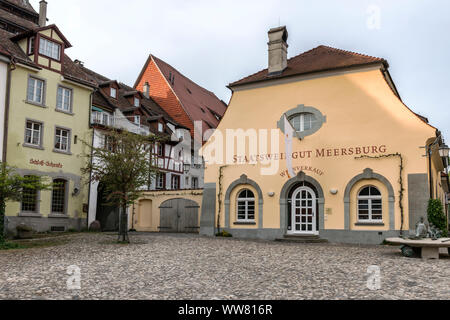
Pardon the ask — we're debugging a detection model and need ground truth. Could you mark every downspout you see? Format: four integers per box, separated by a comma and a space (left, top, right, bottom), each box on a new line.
86, 90, 95, 229
428, 146, 433, 199
2, 59, 13, 163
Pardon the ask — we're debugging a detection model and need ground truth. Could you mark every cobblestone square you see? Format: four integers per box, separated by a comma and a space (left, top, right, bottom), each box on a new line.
0, 233, 448, 300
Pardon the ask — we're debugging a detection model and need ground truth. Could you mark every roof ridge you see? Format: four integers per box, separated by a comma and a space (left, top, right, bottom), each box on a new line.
229, 45, 387, 87
317, 45, 386, 63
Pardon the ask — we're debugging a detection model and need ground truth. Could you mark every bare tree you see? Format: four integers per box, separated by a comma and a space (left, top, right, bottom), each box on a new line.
82, 129, 162, 242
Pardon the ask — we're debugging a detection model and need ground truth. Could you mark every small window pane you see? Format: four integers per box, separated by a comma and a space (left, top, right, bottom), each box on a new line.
359, 187, 371, 196
39, 38, 60, 60
21, 176, 38, 212
27, 78, 44, 104
51, 179, 66, 214
55, 128, 70, 152
25, 121, 41, 146
370, 187, 381, 196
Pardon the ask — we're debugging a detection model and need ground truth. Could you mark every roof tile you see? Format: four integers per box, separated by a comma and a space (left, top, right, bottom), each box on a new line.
230, 45, 388, 87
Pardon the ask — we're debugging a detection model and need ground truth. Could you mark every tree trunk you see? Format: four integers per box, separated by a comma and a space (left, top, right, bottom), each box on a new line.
0, 197, 5, 244
119, 205, 129, 243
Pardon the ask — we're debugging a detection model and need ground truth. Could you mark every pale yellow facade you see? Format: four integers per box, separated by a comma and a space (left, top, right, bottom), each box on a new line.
200, 66, 446, 244
4, 28, 94, 234
132, 190, 203, 232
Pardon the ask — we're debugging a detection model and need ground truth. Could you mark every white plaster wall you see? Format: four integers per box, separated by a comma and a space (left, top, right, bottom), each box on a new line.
0, 60, 8, 161
88, 128, 104, 226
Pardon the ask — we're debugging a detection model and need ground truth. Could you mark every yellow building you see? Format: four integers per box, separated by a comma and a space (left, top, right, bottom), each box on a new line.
200, 27, 449, 244
0, 4, 96, 234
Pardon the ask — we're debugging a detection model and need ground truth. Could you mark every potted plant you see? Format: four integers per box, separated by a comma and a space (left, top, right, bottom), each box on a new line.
16, 224, 33, 239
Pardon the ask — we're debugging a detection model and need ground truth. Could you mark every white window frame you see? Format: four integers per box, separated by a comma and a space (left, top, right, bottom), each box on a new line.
158, 123, 163, 132
27, 76, 44, 105
39, 38, 61, 60
156, 173, 165, 190
25, 120, 42, 147
134, 115, 141, 125
110, 87, 117, 98
134, 97, 140, 107
192, 177, 199, 189
290, 113, 315, 133
357, 186, 383, 223
171, 175, 180, 190
54, 127, 70, 153
56, 86, 72, 112
236, 189, 256, 222
28, 37, 35, 55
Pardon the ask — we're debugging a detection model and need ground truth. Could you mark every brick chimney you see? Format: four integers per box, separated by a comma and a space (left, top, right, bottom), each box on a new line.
268, 26, 288, 75
39, 0, 47, 27
143, 82, 150, 98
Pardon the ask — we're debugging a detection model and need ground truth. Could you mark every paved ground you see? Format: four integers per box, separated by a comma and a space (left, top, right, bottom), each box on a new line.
0, 233, 449, 300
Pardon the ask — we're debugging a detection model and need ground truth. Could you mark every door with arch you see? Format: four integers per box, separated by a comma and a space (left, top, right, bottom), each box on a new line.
289, 186, 318, 235
159, 199, 200, 233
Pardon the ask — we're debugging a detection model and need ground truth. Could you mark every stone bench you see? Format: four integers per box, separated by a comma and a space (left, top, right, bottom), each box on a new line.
385, 237, 450, 260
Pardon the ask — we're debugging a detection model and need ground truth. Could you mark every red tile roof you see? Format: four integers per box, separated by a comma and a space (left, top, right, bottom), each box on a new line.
229, 45, 388, 87
135, 55, 227, 131
81, 64, 183, 131
0, 7, 37, 30
3, 0, 38, 14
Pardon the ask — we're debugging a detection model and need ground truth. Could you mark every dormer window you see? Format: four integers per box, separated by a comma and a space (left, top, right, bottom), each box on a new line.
39, 38, 61, 60
28, 37, 35, 55
134, 97, 140, 107
158, 123, 163, 132
110, 87, 117, 98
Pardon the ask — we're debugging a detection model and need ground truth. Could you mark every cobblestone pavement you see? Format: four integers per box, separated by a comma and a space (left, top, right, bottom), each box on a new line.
0, 233, 449, 300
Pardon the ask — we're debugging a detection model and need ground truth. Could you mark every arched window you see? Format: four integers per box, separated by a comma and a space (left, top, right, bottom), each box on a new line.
237, 189, 255, 222
358, 186, 382, 222
290, 113, 316, 133
21, 175, 39, 213
52, 179, 67, 214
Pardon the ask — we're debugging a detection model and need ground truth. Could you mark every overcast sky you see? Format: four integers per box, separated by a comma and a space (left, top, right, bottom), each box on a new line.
31, 0, 450, 141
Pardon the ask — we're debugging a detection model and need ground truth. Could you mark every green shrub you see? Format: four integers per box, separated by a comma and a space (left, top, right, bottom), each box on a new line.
0, 242, 25, 250
427, 199, 448, 237
216, 230, 233, 238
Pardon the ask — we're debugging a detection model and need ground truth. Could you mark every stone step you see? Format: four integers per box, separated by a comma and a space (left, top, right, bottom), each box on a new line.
275, 235, 329, 244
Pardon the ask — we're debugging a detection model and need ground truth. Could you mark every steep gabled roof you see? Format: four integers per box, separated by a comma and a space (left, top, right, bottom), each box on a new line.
10, 24, 72, 48
229, 45, 388, 87
0, 7, 37, 30
81, 64, 183, 130
135, 54, 227, 129
0, 26, 96, 88
2, 0, 38, 14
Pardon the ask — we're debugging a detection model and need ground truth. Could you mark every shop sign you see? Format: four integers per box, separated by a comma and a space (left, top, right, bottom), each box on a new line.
29, 158, 63, 169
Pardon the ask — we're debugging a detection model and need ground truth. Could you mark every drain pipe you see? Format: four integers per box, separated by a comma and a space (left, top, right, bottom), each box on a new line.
2, 57, 12, 163
86, 90, 95, 230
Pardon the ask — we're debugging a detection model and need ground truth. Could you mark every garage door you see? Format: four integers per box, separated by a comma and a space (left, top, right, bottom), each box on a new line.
159, 199, 200, 233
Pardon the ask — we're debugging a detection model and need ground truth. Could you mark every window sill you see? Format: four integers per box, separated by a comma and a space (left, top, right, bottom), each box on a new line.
49, 213, 69, 219
53, 149, 72, 156
234, 221, 257, 226
355, 222, 385, 226
23, 143, 44, 151
25, 100, 47, 108
18, 212, 42, 218
55, 108, 74, 116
